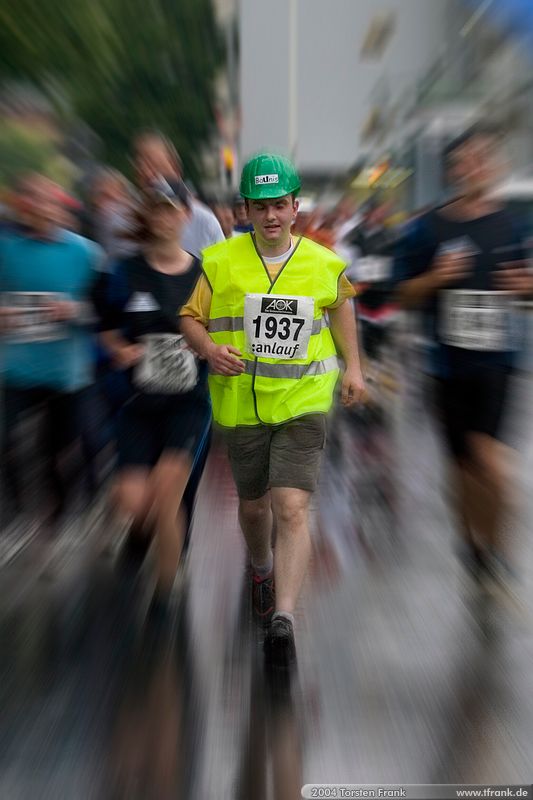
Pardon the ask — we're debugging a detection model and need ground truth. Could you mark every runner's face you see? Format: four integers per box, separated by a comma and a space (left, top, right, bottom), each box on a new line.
234, 203, 248, 225
247, 195, 298, 247
134, 137, 177, 185
93, 175, 126, 208
214, 204, 235, 238
447, 135, 502, 197
17, 177, 63, 232
146, 202, 186, 241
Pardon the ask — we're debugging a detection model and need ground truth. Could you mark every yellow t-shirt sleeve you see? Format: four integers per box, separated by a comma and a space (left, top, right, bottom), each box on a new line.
179, 274, 212, 326
180, 266, 355, 321
325, 274, 356, 309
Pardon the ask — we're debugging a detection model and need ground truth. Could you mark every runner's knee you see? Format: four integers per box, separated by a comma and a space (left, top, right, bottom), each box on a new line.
467, 433, 509, 491
113, 474, 151, 518
271, 491, 309, 529
152, 455, 191, 512
239, 495, 271, 526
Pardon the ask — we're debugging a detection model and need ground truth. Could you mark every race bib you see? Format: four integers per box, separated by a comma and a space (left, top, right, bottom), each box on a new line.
356, 256, 392, 283
1, 292, 66, 343
134, 334, 198, 394
243, 294, 315, 360
439, 290, 518, 351
436, 237, 481, 258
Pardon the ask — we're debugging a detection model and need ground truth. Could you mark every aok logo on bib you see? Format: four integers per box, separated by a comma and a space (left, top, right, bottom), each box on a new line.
244, 293, 315, 360
261, 297, 298, 314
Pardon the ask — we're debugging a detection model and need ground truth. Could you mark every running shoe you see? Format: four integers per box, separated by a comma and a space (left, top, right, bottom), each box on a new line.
264, 616, 296, 667
252, 572, 275, 624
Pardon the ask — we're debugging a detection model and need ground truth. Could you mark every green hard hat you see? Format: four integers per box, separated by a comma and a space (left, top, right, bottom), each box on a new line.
240, 153, 301, 200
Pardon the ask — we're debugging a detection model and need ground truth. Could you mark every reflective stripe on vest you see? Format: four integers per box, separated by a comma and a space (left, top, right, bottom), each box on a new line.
243, 355, 339, 379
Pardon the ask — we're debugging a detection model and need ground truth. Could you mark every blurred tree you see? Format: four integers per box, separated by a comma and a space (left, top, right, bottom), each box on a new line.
0, 121, 73, 186
0, 0, 224, 184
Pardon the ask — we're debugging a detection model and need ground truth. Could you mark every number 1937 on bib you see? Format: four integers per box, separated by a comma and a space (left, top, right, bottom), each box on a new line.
244, 293, 315, 360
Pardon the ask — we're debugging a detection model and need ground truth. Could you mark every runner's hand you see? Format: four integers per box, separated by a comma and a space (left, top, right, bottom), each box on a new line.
114, 343, 145, 369
494, 261, 533, 295
429, 251, 471, 289
341, 365, 365, 407
206, 343, 245, 376
48, 300, 79, 321
0, 307, 18, 333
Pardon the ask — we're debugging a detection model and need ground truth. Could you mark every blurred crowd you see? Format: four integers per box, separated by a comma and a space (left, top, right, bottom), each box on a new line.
0, 129, 409, 536
2, 125, 532, 535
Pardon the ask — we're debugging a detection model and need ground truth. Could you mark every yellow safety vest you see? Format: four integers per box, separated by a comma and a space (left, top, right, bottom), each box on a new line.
203, 233, 346, 427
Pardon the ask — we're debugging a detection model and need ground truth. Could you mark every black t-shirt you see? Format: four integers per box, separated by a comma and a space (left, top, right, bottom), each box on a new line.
393, 206, 527, 376
428, 209, 525, 291
351, 223, 397, 311
101, 252, 207, 396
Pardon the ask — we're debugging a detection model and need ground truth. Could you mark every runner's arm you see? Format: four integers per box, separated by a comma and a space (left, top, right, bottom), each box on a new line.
97, 260, 144, 367
181, 315, 244, 376
327, 273, 356, 308
100, 329, 144, 369
180, 277, 244, 375
328, 299, 365, 406
179, 274, 213, 358
393, 217, 441, 308
180, 315, 214, 360
396, 270, 439, 307
328, 299, 361, 371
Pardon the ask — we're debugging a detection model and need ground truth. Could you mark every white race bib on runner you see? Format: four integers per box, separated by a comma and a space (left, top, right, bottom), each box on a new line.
134, 333, 198, 394
439, 290, 518, 351
356, 256, 392, 283
244, 293, 315, 360
1, 292, 67, 343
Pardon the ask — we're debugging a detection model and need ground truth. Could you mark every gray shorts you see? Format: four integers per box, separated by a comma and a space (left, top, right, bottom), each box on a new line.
225, 413, 327, 500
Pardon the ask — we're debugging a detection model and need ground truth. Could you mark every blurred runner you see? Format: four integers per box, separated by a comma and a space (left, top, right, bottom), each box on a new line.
211, 197, 236, 239
232, 194, 254, 235
393, 125, 533, 594
348, 199, 400, 363
131, 130, 222, 539
83, 168, 138, 261
181, 153, 364, 665
132, 130, 224, 257
99, 183, 211, 619
79, 169, 141, 480
292, 197, 335, 249
0, 173, 102, 525
333, 194, 361, 246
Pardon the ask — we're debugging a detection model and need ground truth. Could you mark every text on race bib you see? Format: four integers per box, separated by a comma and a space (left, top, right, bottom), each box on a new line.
1, 292, 67, 343
134, 334, 198, 394
244, 294, 315, 360
439, 290, 519, 352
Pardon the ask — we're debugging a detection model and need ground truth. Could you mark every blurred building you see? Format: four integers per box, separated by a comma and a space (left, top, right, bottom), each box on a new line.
216, 0, 533, 211
359, 0, 533, 210
239, 0, 450, 186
